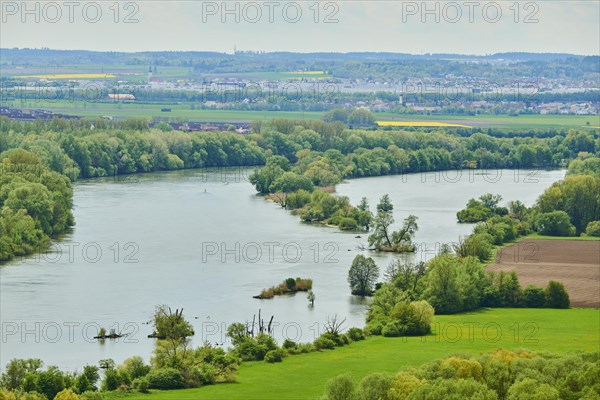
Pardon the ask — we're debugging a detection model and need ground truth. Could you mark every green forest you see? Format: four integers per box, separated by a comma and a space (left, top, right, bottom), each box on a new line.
1, 116, 599, 261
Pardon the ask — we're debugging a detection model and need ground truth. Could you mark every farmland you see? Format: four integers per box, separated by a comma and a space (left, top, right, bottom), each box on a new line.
489, 239, 600, 307
4, 98, 600, 129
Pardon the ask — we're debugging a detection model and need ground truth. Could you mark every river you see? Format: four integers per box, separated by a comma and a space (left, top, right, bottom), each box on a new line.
0, 168, 565, 371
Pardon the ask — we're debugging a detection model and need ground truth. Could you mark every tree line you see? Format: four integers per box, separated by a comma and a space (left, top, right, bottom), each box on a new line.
0, 149, 74, 262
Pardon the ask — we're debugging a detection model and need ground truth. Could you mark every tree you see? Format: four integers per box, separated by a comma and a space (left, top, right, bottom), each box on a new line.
347, 109, 376, 126
479, 193, 502, 210
537, 175, 600, 235
356, 197, 374, 230
390, 215, 419, 250
151, 306, 195, 369
507, 378, 560, 400
406, 378, 497, 400
307, 290, 315, 306
36, 367, 65, 400
357, 373, 394, 400
423, 255, 463, 314
389, 260, 426, 298
0, 358, 43, 391
368, 211, 394, 249
545, 281, 570, 308
376, 194, 394, 213
348, 255, 380, 296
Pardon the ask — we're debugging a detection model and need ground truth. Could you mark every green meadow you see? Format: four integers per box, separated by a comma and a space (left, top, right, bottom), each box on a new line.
113, 308, 599, 400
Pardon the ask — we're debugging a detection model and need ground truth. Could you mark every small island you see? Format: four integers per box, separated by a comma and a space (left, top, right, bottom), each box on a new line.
254, 278, 313, 299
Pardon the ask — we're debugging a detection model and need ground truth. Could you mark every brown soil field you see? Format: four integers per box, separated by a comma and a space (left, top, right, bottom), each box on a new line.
488, 239, 600, 308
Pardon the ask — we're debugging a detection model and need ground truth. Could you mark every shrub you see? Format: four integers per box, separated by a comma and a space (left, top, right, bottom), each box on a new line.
296, 343, 315, 354
338, 217, 358, 231
357, 372, 394, 400
585, 221, 600, 237
314, 337, 336, 350
146, 368, 185, 390
282, 339, 297, 349
53, 389, 80, 400
322, 373, 356, 400
346, 328, 365, 342
320, 333, 346, 347
536, 211, 576, 236
256, 334, 278, 352
382, 321, 405, 337
80, 392, 103, 400
545, 281, 570, 308
131, 377, 149, 393
264, 349, 285, 363
190, 364, 216, 385
460, 233, 494, 262
364, 318, 385, 336
235, 340, 268, 361
522, 285, 546, 308
119, 356, 150, 381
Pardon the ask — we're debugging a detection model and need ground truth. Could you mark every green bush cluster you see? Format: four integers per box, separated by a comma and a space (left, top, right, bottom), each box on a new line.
367, 254, 570, 322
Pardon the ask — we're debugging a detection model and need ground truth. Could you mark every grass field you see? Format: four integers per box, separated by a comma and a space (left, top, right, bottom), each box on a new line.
377, 120, 472, 128
17, 73, 117, 79
4, 100, 323, 122
116, 308, 599, 400
520, 233, 600, 241
376, 113, 600, 130
4, 99, 600, 129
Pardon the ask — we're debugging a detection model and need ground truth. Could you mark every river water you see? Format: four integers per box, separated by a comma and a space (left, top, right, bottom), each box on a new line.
0, 168, 565, 371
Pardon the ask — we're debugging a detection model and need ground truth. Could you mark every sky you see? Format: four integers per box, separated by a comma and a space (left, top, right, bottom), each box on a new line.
1, 1, 599, 55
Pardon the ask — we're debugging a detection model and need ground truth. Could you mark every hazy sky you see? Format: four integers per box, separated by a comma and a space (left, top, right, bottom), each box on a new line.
1, 1, 599, 55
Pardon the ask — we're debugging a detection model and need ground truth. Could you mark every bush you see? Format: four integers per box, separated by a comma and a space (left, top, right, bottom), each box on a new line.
536, 211, 576, 236
346, 328, 365, 342
545, 281, 570, 308
235, 340, 269, 361
461, 233, 494, 262
146, 368, 185, 390
585, 221, 600, 237
522, 285, 546, 308
314, 337, 336, 350
338, 217, 358, 231
382, 321, 405, 337
357, 373, 394, 400
282, 339, 297, 349
321, 373, 356, 400
285, 278, 297, 290
80, 391, 103, 400
264, 349, 285, 363
320, 333, 346, 347
190, 364, 216, 386
131, 377, 149, 393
